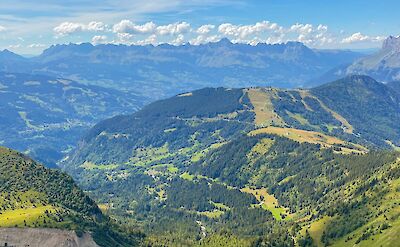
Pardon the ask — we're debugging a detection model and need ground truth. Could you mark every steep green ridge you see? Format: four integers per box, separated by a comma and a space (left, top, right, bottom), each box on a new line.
312, 75, 400, 147
0, 146, 142, 246
62, 75, 400, 246
191, 134, 400, 246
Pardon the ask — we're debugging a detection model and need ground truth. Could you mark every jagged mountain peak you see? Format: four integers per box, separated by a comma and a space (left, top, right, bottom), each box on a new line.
382, 35, 400, 51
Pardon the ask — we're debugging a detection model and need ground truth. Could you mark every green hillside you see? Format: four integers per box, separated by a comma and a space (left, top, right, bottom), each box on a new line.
62, 75, 400, 246
0, 146, 142, 246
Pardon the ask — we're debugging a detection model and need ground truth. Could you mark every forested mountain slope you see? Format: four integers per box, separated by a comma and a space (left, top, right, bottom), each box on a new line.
0, 146, 142, 246
62, 75, 400, 246
0, 72, 146, 167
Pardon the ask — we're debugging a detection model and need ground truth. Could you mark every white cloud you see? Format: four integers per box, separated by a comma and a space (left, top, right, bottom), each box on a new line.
190, 34, 220, 45
0, 25, 6, 32
289, 23, 313, 34
111, 21, 191, 45
341, 32, 385, 44
53, 21, 107, 36
218, 21, 282, 40
287, 23, 333, 46
47, 20, 386, 49
115, 33, 134, 44
132, 34, 158, 45
113, 20, 156, 34
196, 24, 215, 34
8, 44, 21, 49
91, 35, 108, 45
28, 43, 46, 48
171, 34, 185, 45
156, 22, 191, 35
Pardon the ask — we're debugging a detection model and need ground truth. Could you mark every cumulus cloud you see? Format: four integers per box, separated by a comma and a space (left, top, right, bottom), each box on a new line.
50, 19, 386, 48
113, 20, 156, 34
54, 21, 107, 36
116, 33, 134, 43
196, 24, 215, 34
156, 22, 191, 35
218, 21, 282, 40
287, 23, 333, 46
190, 34, 220, 45
92, 35, 108, 45
171, 34, 186, 45
341, 32, 385, 44
28, 43, 46, 48
132, 34, 158, 45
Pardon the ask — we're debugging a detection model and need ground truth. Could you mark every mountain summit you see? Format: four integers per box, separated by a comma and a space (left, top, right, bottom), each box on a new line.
382, 35, 400, 51
323, 35, 400, 82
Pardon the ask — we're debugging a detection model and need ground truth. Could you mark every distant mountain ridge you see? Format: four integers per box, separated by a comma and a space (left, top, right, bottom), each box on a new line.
322, 36, 400, 82
2, 40, 363, 98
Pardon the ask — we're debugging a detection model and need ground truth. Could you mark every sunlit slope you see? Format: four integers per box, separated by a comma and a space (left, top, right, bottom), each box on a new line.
0, 146, 142, 247
62, 75, 400, 246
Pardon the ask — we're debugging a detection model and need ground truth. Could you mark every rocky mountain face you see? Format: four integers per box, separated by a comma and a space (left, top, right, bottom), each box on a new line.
3, 40, 363, 98
323, 36, 400, 82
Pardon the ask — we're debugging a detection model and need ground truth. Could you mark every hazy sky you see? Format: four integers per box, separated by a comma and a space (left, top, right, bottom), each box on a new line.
0, 0, 399, 54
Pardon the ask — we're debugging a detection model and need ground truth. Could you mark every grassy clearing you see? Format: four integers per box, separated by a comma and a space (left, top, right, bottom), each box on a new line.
298, 90, 354, 134
98, 203, 111, 213
190, 142, 226, 163
180, 172, 194, 181
129, 143, 172, 167
163, 128, 177, 133
302, 216, 333, 247
81, 161, 118, 170
247, 138, 274, 161
249, 126, 367, 154
197, 202, 230, 219
18, 111, 40, 130
198, 210, 225, 219
151, 163, 179, 173
386, 140, 400, 151
246, 88, 285, 127
211, 202, 230, 211
241, 187, 289, 221
0, 205, 55, 227
286, 111, 312, 126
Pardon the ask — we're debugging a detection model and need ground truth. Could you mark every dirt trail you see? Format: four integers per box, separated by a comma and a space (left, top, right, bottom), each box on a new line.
0, 228, 98, 247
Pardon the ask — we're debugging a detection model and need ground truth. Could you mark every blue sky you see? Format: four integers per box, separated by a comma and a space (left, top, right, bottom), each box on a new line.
0, 0, 399, 54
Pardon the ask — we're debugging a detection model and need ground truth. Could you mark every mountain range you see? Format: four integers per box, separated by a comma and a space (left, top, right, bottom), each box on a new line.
0, 39, 368, 167
60, 75, 400, 246
1, 39, 363, 96
2, 37, 400, 246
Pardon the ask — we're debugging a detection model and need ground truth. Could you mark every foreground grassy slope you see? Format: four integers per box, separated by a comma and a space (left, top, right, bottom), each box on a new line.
0, 146, 142, 246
